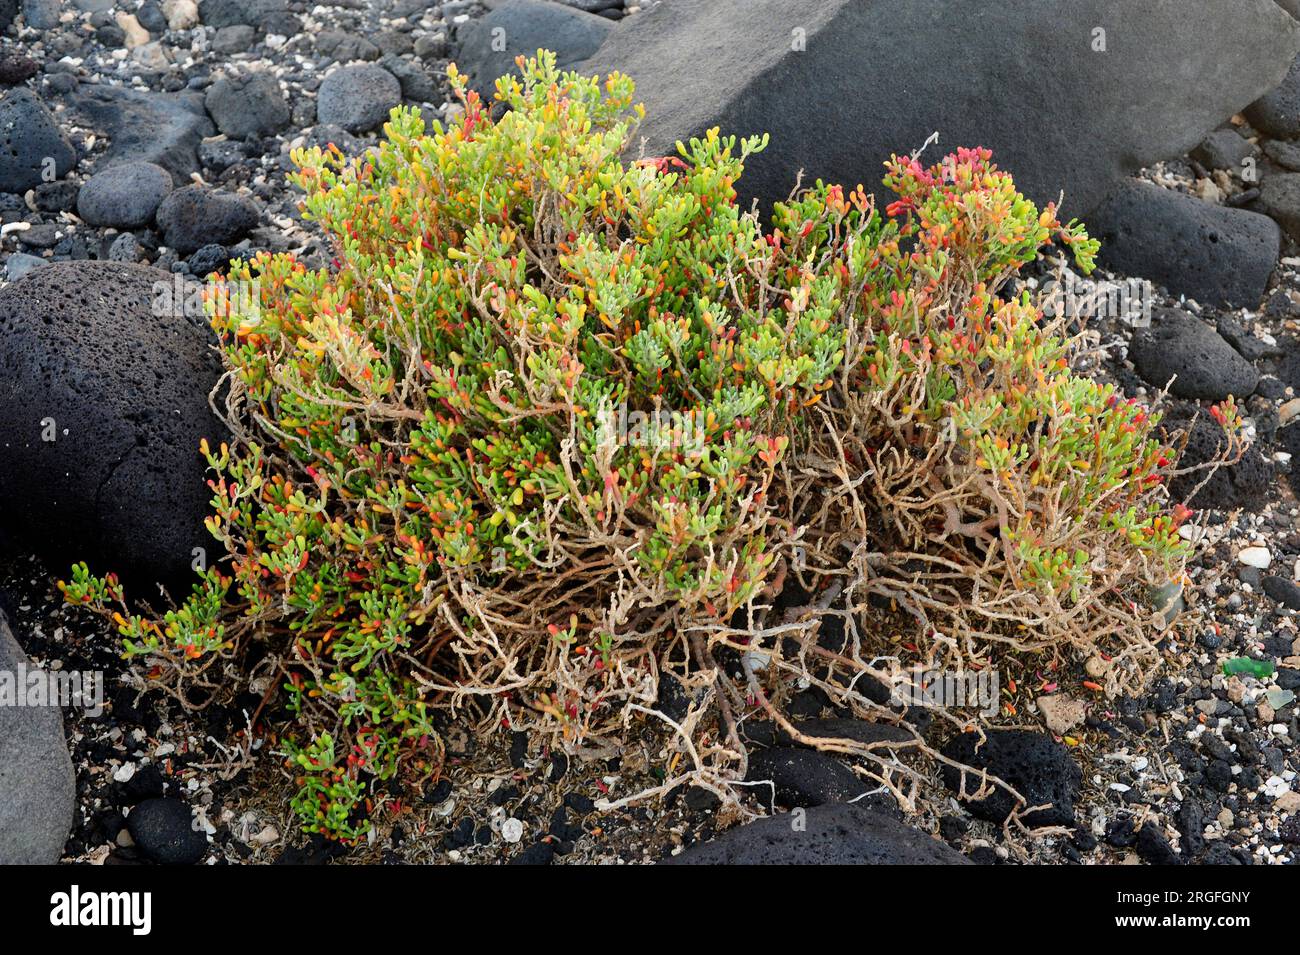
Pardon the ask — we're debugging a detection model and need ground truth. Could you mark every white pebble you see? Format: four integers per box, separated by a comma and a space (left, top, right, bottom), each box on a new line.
1264, 775, 1291, 797
1237, 545, 1272, 569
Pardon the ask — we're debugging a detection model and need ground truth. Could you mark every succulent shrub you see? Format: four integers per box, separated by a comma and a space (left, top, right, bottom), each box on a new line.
768, 150, 1231, 693
61, 53, 1228, 837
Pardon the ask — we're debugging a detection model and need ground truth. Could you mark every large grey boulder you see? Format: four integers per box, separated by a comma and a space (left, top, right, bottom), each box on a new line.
581, 0, 1300, 218
77, 161, 174, 229
661, 803, 971, 864
316, 63, 402, 134
457, 0, 612, 95
0, 616, 75, 864
57, 84, 214, 185
0, 262, 230, 594
204, 72, 291, 139
156, 184, 260, 254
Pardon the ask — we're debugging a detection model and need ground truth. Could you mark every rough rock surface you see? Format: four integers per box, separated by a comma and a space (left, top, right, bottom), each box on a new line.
1087, 179, 1280, 310
1256, 172, 1300, 242
1190, 128, 1258, 172
1246, 51, 1300, 139
941, 729, 1082, 827
156, 184, 260, 253
0, 615, 75, 864
0, 49, 39, 87
20, 0, 59, 31
58, 83, 214, 185
316, 63, 402, 134
0, 88, 76, 193
1129, 308, 1260, 400
126, 797, 208, 865
1170, 408, 1272, 511
745, 746, 868, 808
204, 71, 290, 139
1262, 574, 1300, 610
662, 803, 971, 865
76, 161, 174, 229
198, 0, 295, 33
580, 0, 1300, 217
0, 261, 229, 593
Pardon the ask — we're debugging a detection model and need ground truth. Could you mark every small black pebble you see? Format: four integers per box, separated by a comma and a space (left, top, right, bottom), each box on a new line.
939, 815, 969, 841
126, 798, 207, 866
564, 792, 596, 815
1106, 814, 1139, 848
1135, 822, 1180, 865
424, 778, 452, 804
1071, 825, 1097, 852
120, 764, 166, 804
509, 731, 529, 768
442, 817, 474, 851
510, 841, 555, 865
683, 786, 721, 813
549, 751, 569, 780
1205, 758, 1234, 792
